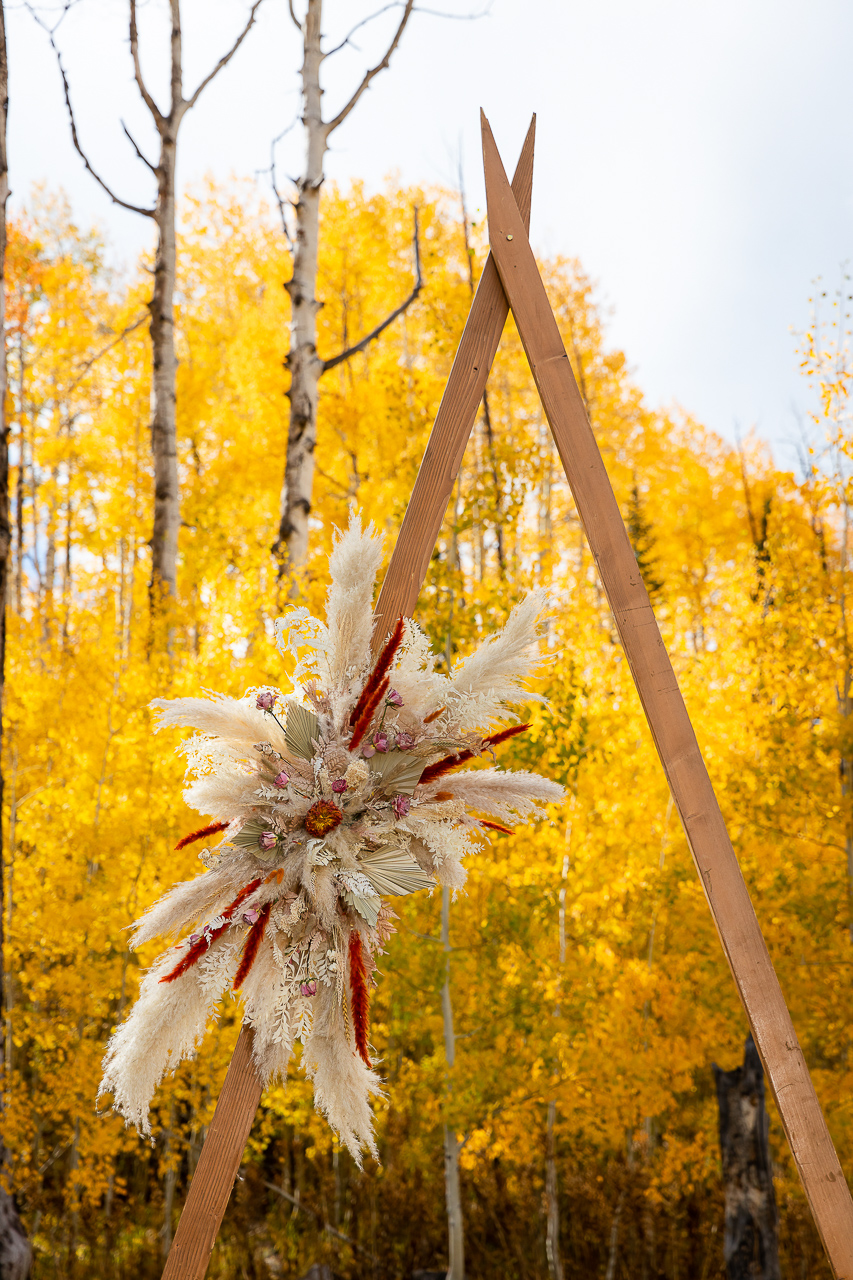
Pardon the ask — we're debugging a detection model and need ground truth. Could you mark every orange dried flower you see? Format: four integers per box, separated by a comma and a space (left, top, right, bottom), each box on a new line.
304, 799, 343, 837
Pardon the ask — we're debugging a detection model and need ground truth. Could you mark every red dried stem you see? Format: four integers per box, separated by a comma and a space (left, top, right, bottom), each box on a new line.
232, 901, 272, 991
174, 820, 230, 851
349, 676, 389, 752
418, 723, 531, 787
159, 878, 262, 984
349, 617, 405, 733
479, 820, 515, 834
348, 930, 371, 1066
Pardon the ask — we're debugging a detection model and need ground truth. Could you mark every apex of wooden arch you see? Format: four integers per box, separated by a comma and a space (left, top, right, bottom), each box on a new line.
162, 115, 853, 1280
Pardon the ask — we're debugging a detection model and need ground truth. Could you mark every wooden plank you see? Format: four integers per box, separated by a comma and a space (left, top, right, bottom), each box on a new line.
480, 109, 853, 1279
371, 114, 536, 649
162, 119, 538, 1280
161, 1025, 262, 1280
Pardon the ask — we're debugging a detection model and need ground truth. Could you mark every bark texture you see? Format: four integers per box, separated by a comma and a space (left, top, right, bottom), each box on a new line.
0, 9, 31, 1274
274, 0, 417, 580
53, 0, 263, 606
713, 1034, 781, 1280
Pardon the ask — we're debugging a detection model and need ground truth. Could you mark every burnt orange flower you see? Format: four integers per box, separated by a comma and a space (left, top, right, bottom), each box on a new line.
304, 799, 343, 837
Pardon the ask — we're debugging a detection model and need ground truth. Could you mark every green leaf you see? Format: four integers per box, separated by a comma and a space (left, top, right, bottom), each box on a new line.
285, 702, 321, 760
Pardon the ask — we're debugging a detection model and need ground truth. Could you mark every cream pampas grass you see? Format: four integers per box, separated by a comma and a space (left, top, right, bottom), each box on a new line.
99, 514, 563, 1162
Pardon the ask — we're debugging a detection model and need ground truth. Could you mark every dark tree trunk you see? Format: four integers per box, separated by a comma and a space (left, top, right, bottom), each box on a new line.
0, 7, 32, 1275
713, 1034, 781, 1280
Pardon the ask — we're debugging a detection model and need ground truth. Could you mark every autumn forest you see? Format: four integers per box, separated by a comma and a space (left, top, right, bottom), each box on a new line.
2, 3, 853, 1280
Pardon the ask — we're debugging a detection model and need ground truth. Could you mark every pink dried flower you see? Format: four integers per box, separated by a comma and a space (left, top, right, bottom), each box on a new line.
362, 743, 376, 758
243, 909, 259, 924
300, 981, 317, 997
256, 690, 276, 711
258, 831, 277, 851
396, 732, 415, 750
392, 795, 411, 818
373, 732, 388, 753
273, 770, 290, 788
331, 778, 347, 793
387, 689, 404, 707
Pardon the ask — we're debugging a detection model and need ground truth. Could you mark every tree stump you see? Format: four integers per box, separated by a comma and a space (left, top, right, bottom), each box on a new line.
713, 1034, 781, 1280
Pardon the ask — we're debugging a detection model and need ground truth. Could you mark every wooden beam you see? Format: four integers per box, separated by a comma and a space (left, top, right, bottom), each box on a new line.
161, 1025, 262, 1280
371, 115, 536, 649
161, 116, 538, 1280
480, 109, 853, 1279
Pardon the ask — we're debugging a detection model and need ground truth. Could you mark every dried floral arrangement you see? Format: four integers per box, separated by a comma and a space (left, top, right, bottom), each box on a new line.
99, 517, 563, 1161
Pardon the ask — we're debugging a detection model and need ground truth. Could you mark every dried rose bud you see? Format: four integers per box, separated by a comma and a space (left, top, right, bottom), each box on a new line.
188, 934, 200, 946
256, 690, 276, 711
300, 981, 317, 997
243, 909, 260, 925
393, 795, 411, 818
396, 732, 415, 749
387, 689, 404, 707
273, 770, 290, 789
258, 831, 278, 851
331, 778, 347, 793
373, 732, 388, 753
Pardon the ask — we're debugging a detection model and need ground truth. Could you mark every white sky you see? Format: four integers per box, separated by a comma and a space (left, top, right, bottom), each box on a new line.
10, 0, 853, 466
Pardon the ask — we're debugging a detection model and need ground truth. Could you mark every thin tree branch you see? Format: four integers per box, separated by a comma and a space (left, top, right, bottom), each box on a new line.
183, 0, 265, 114
287, 0, 302, 30
323, 3, 400, 58
322, 207, 423, 372
66, 314, 148, 394
32, 11, 155, 218
262, 1181, 381, 1261
262, 116, 299, 245
129, 0, 164, 127
323, 0, 415, 137
121, 120, 157, 173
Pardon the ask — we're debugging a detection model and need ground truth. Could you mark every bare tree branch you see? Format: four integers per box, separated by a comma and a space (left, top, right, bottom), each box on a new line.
262, 1181, 380, 1262
287, 0, 302, 30
265, 118, 299, 246
30, 9, 155, 217
66, 313, 148, 394
323, 3, 400, 58
322, 207, 422, 372
121, 120, 157, 173
128, 0, 164, 126
183, 0, 265, 114
323, 0, 415, 137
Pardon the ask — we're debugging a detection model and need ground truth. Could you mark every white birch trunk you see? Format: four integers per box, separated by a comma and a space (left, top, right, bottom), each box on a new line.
149, 129, 180, 600
276, 0, 325, 576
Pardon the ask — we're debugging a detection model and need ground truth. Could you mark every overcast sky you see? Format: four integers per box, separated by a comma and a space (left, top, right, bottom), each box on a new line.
10, 0, 853, 466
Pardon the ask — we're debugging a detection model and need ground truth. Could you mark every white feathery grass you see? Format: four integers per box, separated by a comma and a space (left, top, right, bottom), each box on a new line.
302, 981, 383, 1165
99, 940, 238, 1135
322, 516, 384, 688
421, 768, 564, 823
449, 589, 549, 729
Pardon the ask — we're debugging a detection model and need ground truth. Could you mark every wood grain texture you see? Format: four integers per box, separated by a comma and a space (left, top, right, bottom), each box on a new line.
370, 115, 536, 652
161, 1025, 262, 1280
481, 109, 853, 1279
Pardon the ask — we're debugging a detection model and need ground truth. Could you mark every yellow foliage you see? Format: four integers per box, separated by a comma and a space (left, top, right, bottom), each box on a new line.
1, 179, 847, 1278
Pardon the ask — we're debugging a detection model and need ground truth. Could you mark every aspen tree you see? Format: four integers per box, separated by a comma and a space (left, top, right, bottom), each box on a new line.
45, 0, 265, 605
